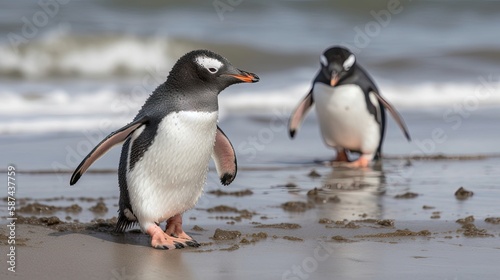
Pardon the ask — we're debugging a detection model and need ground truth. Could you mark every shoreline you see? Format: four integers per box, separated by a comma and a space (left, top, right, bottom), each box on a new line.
2, 152, 500, 175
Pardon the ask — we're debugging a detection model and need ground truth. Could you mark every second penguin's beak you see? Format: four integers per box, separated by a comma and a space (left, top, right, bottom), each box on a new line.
226, 70, 260, 83
330, 72, 339, 87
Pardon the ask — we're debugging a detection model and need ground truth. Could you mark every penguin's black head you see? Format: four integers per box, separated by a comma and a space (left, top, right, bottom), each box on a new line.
319, 46, 356, 87
169, 50, 259, 92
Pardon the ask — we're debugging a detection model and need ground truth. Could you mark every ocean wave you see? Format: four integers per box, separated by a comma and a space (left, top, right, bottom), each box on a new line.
1, 79, 499, 135
0, 88, 141, 116
0, 35, 174, 79
0, 34, 313, 79
221, 79, 500, 113
1, 31, 497, 83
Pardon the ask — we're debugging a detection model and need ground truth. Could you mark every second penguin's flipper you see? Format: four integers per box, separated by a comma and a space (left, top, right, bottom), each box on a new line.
289, 89, 314, 138
70, 116, 149, 185
372, 91, 411, 141
212, 126, 237, 186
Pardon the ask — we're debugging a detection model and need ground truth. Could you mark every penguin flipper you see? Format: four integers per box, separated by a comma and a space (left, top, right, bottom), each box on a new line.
289, 89, 314, 138
212, 126, 237, 186
371, 91, 411, 141
70, 116, 149, 185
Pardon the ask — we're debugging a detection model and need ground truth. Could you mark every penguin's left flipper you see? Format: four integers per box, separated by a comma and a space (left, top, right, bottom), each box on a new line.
371, 91, 411, 141
212, 126, 237, 186
70, 116, 149, 185
289, 89, 314, 138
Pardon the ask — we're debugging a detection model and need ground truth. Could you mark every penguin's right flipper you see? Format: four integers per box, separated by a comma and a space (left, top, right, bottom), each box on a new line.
289, 89, 314, 138
70, 116, 149, 185
372, 92, 411, 141
212, 126, 237, 186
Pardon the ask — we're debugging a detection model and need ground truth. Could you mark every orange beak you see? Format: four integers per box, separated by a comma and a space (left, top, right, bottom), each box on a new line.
227, 70, 260, 83
330, 73, 339, 87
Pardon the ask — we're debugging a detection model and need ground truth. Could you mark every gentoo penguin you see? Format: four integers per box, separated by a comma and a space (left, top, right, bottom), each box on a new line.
70, 50, 259, 249
289, 46, 410, 167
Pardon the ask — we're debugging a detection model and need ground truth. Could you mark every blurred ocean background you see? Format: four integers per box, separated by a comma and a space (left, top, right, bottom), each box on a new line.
1, 0, 500, 136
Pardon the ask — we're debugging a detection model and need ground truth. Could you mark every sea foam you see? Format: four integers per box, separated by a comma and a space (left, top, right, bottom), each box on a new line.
1, 79, 499, 135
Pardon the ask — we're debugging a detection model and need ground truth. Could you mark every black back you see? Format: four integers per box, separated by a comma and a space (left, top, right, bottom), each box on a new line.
115, 50, 254, 231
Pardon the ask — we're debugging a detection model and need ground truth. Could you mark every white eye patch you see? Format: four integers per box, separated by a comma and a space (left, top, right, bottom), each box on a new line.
195, 56, 223, 73
320, 54, 328, 67
343, 54, 355, 70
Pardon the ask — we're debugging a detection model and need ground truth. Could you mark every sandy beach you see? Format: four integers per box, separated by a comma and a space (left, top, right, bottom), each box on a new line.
1, 217, 500, 280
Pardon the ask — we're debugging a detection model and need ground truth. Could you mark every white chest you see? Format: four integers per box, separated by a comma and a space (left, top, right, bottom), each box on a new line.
127, 111, 218, 225
312, 83, 380, 152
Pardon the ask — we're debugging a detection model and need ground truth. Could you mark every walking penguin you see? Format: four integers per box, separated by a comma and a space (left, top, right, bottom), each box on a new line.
289, 46, 410, 167
70, 50, 259, 249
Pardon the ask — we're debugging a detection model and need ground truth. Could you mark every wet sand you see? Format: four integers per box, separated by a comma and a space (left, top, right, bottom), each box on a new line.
2, 113, 500, 279
2, 158, 500, 280
1, 216, 499, 280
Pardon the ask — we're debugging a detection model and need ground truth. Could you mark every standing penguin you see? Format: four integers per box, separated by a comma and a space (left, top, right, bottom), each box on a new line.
289, 46, 410, 167
70, 50, 259, 249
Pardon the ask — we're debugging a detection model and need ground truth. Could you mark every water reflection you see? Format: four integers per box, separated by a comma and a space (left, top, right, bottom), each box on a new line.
309, 164, 386, 220
108, 233, 195, 279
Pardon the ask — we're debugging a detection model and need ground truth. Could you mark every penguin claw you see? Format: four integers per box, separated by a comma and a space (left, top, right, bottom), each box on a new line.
174, 241, 185, 249
154, 240, 198, 250
154, 244, 169, 250
186, 240, 201, 248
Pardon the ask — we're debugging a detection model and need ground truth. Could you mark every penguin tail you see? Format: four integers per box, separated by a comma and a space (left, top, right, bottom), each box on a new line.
114, 214, 136, 233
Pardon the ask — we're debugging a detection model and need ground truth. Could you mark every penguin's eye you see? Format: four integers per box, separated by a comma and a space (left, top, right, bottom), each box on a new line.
195, 56, 223, 75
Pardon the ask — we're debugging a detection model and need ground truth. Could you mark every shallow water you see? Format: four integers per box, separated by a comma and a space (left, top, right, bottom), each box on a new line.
2, 113, 500, 226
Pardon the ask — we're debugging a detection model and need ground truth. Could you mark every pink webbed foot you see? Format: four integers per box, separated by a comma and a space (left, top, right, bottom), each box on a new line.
346, 155, 371, 168
165, 215, 200, 248
146, 220, 199, 250
146, 225, 184, 250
